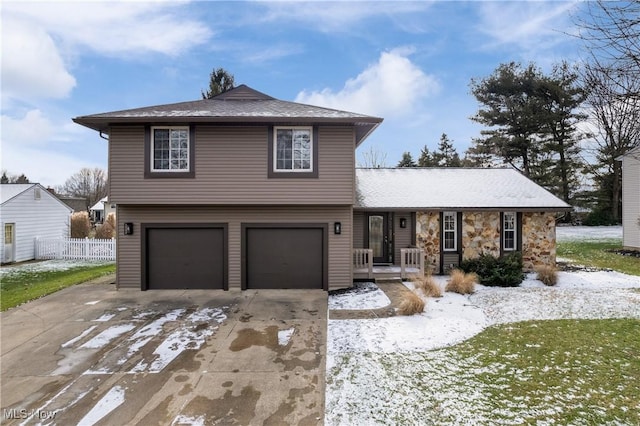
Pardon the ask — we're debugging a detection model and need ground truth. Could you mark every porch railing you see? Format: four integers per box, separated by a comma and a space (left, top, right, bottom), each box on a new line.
400, 248, 425, 278
353, 248, 373, 278
353, 247, 425, 279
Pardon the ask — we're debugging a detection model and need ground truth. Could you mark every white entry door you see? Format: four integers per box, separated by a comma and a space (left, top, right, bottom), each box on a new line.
4, 223, 15, 263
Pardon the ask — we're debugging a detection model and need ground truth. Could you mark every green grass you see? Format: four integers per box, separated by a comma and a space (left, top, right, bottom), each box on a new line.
557, 239, 640, 276
1, 263, 115, 311
327, 319, 640, 425
454, 319, 640, 424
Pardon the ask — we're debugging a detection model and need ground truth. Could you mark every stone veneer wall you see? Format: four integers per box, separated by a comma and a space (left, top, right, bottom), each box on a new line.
462, 212, 500, 260
522, 212, 556, 270
416, 210, 556, 274
416, 212, 440, 274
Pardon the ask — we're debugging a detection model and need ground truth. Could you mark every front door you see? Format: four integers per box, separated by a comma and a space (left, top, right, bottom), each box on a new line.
4, 223, 15, 263
368, 213, 392, 264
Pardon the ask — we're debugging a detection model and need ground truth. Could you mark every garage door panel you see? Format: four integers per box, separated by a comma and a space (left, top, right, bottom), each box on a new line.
146, 227, 226, 290
245, 227, 325, 289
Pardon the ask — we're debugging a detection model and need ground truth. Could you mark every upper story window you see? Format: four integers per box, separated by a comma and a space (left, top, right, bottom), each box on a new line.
443, 212, 457, 251
503, 212, 516, 251
152, 127, 189, 172
274, 127, 312, 172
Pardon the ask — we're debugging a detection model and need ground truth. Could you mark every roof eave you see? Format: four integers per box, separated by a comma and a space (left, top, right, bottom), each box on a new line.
353, 206, 573, 212
73, 115, 383, 133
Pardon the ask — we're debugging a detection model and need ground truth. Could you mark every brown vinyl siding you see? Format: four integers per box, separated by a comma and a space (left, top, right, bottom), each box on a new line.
109, 125, 355, 205
393, 213, 413, 262
353, 211, 365, 249
116, 205, 352, 290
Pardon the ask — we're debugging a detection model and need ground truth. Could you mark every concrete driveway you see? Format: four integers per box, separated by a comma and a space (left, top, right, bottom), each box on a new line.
1, 276, 327, 425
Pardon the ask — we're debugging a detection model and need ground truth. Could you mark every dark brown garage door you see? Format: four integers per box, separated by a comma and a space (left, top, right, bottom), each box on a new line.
144, 225, 227, 290
244, 225, 327, 290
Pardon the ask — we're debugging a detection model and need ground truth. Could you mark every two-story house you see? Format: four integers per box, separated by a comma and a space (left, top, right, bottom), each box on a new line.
74, 84, 571, 291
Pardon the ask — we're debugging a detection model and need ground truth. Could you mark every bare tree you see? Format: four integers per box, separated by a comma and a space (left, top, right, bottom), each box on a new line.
358, 146, 388, 168
582, 65, 640, 221
578, 0, 640, 99
58, 168, 108, 207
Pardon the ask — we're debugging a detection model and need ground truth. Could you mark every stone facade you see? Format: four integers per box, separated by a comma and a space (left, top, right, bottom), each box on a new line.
416, 211, 440, 274
522, 212, 556, 270
461, 212, 500, 260
415, 210, 556, 274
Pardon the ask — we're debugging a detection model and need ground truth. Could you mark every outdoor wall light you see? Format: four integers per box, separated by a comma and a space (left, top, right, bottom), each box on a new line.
334, 222, 342, 235
124, 223, 134, 235
400, 218, 407, 228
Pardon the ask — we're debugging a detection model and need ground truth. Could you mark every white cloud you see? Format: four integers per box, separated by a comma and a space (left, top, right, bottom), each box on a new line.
295, 48, 440, 117
476, 1, 580, 53
2, 19, 76, 101
1, 110, 106, 186
1, 1, 212, 103
259, 2, 434, 33
4, 2, 212, 56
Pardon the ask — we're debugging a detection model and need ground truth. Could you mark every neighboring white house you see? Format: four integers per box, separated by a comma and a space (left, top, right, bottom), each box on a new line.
0, 184, 73, 263
620, 146, 640, 250
89, 197, 115, 224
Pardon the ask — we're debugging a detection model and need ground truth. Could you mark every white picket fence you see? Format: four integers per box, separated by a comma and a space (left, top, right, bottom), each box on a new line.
36, 237, 116, 261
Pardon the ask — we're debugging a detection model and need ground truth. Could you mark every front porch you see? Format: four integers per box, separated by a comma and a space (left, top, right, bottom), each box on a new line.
353, 248, 425, 280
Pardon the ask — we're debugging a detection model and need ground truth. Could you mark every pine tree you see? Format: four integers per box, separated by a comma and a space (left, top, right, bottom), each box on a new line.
397, 151, 417, 167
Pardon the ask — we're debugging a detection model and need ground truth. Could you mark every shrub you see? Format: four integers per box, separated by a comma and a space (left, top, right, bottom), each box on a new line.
536, 264, 558, 286
460, 252, 525, 287
70, 212, 90, 238
583, 209, 618, 226
412, 274, 443, 298
95, 213, 116, 239
445, 269, 477, 294
398, 290, 425, 316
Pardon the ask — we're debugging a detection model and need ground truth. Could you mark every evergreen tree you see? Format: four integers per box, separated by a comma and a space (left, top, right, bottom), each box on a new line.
435, 133, 462, 167
417, 145, 438, 167
397, 151, 417, 167
201, 68, 235, 99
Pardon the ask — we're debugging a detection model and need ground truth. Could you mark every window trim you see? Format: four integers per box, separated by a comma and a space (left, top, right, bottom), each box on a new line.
502, 211, 517, 252
144, 125, 195, 179
442, 211, 457, 252
268, 126, 318, 178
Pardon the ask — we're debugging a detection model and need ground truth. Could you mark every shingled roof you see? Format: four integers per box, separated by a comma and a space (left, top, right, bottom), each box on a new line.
355, 168, 572, 211
73, 85, 383, 145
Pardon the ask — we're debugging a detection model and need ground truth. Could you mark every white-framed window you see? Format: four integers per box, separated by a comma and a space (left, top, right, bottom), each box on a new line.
151, 127, 189, 172
274, 127, 312, 172
503, 212, 516, 251
443, 212, 457, 251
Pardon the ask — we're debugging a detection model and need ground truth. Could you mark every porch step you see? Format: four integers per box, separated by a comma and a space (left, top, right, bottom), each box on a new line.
374, 277, 403, 284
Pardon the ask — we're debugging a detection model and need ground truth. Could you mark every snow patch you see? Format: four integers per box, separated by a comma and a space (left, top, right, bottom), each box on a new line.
329, 282, 390, 310
93, 313, 116, 322
80, 324, 135, 349
61, 325, 97, 348
77, 386, 125, 426
278, 328, 295, 346
130, 307, 227, 373
172, 414, 206, 426
85, 300, 100, 305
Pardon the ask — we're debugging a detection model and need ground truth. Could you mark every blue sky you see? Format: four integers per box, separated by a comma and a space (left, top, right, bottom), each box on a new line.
2, 1, 587, 187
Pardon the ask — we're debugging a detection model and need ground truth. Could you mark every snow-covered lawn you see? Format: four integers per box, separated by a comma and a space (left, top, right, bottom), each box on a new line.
326, 269, 640, 424
556, 225, 622, 242
0, 259, 114, 277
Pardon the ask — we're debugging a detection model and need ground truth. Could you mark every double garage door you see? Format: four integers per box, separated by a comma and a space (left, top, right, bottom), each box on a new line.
144, 224, 326, 290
